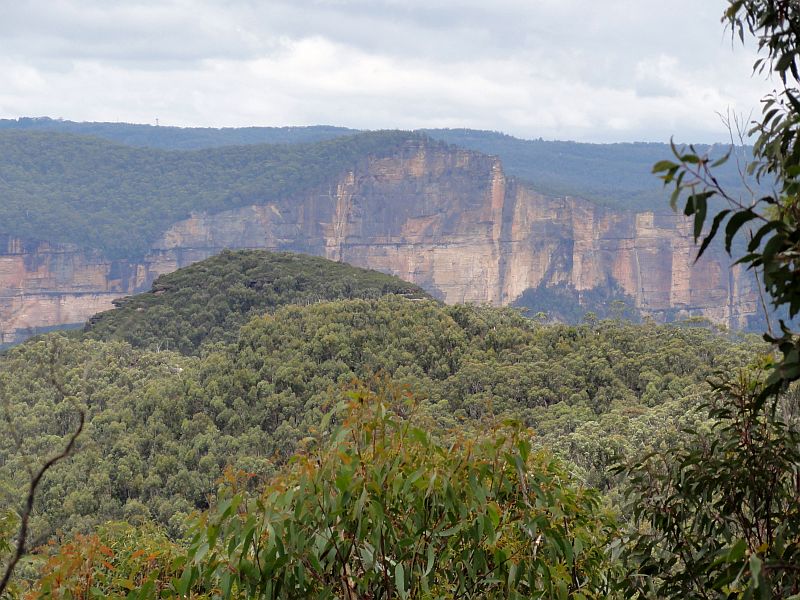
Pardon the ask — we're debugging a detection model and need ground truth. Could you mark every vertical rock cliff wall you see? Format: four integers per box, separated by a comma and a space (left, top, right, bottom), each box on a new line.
0, 140, 761, 345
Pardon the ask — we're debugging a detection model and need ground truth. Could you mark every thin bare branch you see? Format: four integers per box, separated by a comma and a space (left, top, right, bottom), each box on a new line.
0, 410, 84, 596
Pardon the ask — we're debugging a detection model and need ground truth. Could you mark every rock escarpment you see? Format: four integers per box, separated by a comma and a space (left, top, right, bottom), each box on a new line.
0, 139, 760, 345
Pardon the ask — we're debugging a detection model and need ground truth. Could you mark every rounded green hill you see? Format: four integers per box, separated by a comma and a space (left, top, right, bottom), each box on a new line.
84, 249, 429, 354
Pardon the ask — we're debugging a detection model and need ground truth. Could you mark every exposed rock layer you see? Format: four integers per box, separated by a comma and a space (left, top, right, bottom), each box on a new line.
0, 140, 760, 344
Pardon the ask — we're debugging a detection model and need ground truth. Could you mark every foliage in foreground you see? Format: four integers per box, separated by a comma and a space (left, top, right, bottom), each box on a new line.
624, 2, 800, 597
0, 301, 759, 543
619, 367, 800, 599
654, 0, 800, 397
23, 523, 188, 600
16, 387, 624, 599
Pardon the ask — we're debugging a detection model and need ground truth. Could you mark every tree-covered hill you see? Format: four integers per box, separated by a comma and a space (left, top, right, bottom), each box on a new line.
0, 129, 420, 257
84, 250, 429, 354
5, 1, 800, 593
0, 250, 776, 597
0, 118, 759, 213
424, 128, 760, 211
0, 117, 352, 149
0, 294, 760, 541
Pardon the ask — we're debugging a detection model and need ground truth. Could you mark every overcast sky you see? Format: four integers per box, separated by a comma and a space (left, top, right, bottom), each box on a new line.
0, 0, 777, 143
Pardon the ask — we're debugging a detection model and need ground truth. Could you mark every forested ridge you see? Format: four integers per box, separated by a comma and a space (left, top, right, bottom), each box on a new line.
0, 250, 776, 598
0, 118, 352, 150
0, 117, 758, 213
0, 129, 419, 257
4, 277, 759, 533
84, 250, 429, 354
427, 129, 765, 211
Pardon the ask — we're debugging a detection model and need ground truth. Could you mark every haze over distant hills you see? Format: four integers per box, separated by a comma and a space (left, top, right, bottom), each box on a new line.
0, 119, 767, 345
1, 116, 757, 211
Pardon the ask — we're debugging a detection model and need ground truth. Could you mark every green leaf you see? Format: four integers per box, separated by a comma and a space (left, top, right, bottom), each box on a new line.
680, 153, 701, 164
696, 209, 731, 260
748, 221, 781, 251
750, 554, 762, 589
727, 539, 747, 563
725, 209, 757, 252
711, 150, 732, 168
175, 566, 194, 597
693, 195, 708, 241
395, 562, 407, 599
425, 543, 435, 576
653, 160, 678, 173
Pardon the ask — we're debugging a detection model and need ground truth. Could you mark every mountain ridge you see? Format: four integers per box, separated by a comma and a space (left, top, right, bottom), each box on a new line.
84, 249, 429, 354
0, 132, 763, 345
1, 117, 757, 212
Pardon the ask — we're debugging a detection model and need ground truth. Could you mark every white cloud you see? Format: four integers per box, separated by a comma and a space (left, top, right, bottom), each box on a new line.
0, 0, 777, 142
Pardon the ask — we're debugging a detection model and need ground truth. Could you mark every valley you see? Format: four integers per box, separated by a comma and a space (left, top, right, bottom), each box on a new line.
4, 0, 800, 596
0, 127, 763, 346
0, 250, 766, 597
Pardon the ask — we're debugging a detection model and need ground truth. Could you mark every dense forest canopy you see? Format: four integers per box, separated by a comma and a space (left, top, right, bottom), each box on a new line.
0, 117, 758, 214
512, 281, 643, 323
0, 129, 419, 257
84, 250, 429, 354
0, 252, 763, 545
0, 118, 352, 150
0, 248, 787, 598
4, 0, 800, 594
85, 249, 651, 355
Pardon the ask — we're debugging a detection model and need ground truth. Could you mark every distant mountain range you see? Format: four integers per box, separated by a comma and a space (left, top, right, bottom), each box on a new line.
0, 118, 768, 344
1, 116, 758, 210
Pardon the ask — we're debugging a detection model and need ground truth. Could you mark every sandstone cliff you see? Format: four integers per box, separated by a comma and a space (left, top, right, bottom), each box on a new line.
0, 139, 761, 345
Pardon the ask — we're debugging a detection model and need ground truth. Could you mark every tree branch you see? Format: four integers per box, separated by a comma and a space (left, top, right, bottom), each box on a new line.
0, 410, 84, 596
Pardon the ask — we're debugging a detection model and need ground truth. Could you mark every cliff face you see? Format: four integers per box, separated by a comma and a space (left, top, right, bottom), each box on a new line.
0, 139, 760, 345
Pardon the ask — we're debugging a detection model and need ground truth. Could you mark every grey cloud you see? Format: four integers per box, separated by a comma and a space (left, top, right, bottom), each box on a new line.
0, 0, 775, 142
0, 1, 266, 65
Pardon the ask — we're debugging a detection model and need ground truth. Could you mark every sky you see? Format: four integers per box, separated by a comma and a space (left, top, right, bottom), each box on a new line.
0, 0, 777, 143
